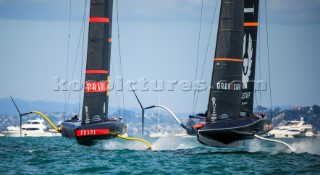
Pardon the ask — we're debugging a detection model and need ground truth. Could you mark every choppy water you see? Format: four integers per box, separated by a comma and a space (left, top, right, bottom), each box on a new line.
1, 136, 320, 174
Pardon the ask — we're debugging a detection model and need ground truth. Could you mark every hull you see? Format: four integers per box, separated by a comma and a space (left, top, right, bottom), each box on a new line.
197, 118, 272, 147
293, 133, 316, 138
2, 130, 60, 137
60, 119, 126, 146
272, 133, 297, 138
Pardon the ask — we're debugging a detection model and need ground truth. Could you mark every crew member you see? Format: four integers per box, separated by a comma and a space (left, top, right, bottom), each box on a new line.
260, 112, 266, 118
72, 115, 78, 120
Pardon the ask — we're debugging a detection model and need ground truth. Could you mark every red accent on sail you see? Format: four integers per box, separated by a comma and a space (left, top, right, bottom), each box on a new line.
108, 38, 112, 42
76, 129, 110, 137
244, 22, 258, 27
214, 58, 243, 62
89, 17, 110, 23
85, 81, 108, 93
86, 70, 109, 74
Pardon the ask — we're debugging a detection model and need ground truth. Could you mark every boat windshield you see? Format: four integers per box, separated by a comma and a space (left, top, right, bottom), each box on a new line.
287, 129, 300, 132
31, 122, 40, 124
25, 128, 40, 130
288, 122, 300, 126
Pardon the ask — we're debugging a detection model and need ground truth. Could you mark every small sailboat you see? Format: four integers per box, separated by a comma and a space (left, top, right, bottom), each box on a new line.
59, 0, 126, 146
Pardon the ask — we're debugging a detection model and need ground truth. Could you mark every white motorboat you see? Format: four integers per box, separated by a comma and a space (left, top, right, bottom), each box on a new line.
150, 128, 195, 138
267, 117, 314, 138
2, 118, 60, 137
149, 130, 170, 138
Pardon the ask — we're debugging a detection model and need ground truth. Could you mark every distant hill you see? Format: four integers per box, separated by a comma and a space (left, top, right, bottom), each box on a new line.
0, 98, 130, 116
270, 105, 320, 131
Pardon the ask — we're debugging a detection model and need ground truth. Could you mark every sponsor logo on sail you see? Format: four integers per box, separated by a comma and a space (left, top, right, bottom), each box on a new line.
219, 114, 230, 120
91, 115, 102, 122
216, 81, 242, 91
85, 81, 108, 93
241, 92, 251, 99
212, 97, 216, 114
242, 33, 253, 89
85, 106, 90, 124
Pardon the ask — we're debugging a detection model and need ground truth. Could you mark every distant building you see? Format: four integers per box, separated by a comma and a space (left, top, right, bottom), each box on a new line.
293, 106, 302, 111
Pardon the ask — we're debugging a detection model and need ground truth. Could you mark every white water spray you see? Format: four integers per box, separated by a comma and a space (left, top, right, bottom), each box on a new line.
101, 138, 149, 150
151, 136, 199, 151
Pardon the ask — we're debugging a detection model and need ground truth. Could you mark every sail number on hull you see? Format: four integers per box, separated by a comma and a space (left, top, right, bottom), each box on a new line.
76, 129, 110, 137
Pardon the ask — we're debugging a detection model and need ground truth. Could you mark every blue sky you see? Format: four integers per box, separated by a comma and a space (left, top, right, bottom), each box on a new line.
0, 0, 320, 113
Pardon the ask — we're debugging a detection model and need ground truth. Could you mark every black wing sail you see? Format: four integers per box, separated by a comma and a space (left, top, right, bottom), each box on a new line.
241, 0, 259, 113
206, 0, 244, 122
82, 0, 113, 125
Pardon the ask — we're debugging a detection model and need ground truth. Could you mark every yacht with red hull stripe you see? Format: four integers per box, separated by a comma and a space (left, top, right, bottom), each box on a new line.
60, 119, 126, 146
59, 0, 126, 146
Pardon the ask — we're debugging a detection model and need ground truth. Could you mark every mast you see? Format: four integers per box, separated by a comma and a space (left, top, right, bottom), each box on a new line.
82, 0, 113, 124
241, 0, 259, 113
206, 0, 244, 122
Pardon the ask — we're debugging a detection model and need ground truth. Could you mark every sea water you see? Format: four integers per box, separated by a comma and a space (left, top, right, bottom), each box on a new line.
1, 136, 320, 174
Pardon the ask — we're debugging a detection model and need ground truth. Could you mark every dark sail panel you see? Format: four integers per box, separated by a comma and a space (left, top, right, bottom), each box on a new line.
241, 0, 259, 113
206, 0, 244, 122
82, 0, 113, 124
